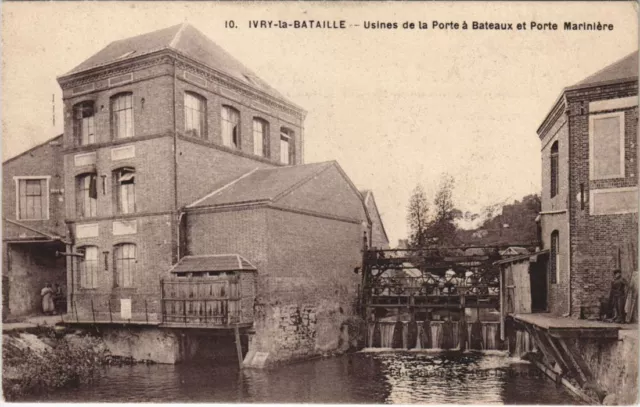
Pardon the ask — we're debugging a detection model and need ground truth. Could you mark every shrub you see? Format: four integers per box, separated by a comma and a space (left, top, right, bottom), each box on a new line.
3, 332, 107, 401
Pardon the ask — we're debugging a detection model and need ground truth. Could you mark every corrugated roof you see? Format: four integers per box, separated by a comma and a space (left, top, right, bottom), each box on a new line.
188, 161, 333, 208
170, 254, 256, 273
569, 51, 638, 90
62, 23, 286, 101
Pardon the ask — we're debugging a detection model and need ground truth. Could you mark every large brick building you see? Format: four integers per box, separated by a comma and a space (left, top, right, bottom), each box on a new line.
537, 51, 638, 317
2, 23, 388, 363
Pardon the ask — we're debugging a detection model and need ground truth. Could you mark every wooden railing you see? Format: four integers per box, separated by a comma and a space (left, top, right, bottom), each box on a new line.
160, 275, 253, 327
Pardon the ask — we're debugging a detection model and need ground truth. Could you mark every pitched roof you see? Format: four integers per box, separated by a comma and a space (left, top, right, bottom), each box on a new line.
3, 134, 63, 165
62, 23, 287, 102
170, 254, 256, 273
187, 161, 334, 208
569, 51, 638, 90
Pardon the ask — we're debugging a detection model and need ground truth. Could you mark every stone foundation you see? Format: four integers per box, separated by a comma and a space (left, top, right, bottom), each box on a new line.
243, 301, 364, 368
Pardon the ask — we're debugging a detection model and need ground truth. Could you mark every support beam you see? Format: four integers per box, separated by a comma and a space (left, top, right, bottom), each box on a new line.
556, 337, 607, 402
234, 324, 243, 370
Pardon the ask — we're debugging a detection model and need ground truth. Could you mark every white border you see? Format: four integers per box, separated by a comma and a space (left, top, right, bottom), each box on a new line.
589, 111, 625, 180
589, 186, 638, 216
13, 176, 51, 221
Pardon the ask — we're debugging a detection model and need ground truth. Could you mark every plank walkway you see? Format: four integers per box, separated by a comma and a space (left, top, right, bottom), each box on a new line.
513, 313, 637, 338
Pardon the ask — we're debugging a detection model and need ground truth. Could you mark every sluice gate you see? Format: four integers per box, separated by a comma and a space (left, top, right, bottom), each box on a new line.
359, 245, 535, 351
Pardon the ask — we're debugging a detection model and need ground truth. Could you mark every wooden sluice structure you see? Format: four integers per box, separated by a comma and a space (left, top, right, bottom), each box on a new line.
360, 245, 526, 350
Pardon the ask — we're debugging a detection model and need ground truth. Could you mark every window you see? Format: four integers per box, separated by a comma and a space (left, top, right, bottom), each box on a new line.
114, 243, 136, 288
589, 112, 625, 180
184, 92, 206, 138
549, 231, 559, 284
280, 127, 294, 165
111, 93, 134, 139
76, 173, 97, 218
15, 177, 49, 220
79, 246, 98, 289
221, 106, 240, 148
73, 101, 95, 146
253, 118, 269, 157
113, 168, 135, 214
550, 141, 559, 198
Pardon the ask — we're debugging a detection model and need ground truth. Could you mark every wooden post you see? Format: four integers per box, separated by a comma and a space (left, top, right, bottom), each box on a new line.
145, 299, 149, 324
108, 299, 113, 323
91, 299, 96, 324
459, 293, 467, 351
499, 266, 505, 341
234, 324, 243, 369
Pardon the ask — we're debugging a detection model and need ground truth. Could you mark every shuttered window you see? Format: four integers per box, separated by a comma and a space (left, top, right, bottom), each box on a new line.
114, 243, 136, 288
549, 231, 559, 284
221, 106, 240, 148
184, 92, 207, 138
550, 141, 559, 198
79, 246, 99, 289
113, 168, 135, 214
16, 178, 49, 220
76, 173, 97, 218
111, 93, 134, 139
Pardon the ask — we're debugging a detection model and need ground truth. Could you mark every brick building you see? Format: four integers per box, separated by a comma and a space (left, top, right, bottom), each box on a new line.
537, 51, 638, 317
2, 23, 388, 364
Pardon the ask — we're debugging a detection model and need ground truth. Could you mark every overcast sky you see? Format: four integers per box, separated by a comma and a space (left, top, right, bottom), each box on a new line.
2, 2, 637, 246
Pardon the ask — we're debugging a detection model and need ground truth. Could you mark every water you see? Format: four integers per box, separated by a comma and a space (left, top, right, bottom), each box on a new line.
28, 351, 583, 404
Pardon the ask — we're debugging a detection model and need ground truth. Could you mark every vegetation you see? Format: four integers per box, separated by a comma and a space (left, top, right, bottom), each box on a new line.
2, 329, 108, 401
407, 174, 541, 248
407, 173, 461, 248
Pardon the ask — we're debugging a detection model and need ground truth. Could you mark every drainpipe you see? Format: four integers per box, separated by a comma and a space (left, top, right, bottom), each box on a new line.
563, 95, 572, 317
172, 59, 179, 265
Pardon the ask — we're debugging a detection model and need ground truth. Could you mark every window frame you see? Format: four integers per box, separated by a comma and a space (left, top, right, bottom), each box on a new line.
253, 117, 270, 157
184, 91, 207, 139
111, 92, 135, 140
113, 243, 136, 288
589, 111, 625, 180
78, 245, 99, 289
549, 230, 559, 284
14, 176, 51, 221
280, 127, 294, 165
550, 141, 559, 198
73, 101, 96, 146
113, 167, 136, 215
221, 105, 241, 149
75, 172, 98, 218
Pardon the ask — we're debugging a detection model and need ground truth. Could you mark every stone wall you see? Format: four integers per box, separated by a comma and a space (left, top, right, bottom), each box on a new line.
580, 330, 638, 405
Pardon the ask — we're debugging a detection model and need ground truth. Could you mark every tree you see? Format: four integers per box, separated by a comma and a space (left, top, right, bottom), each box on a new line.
406, 185, 430, 248
425, 173, 461, 247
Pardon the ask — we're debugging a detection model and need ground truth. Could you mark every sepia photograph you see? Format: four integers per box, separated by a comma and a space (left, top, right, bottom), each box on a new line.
1, 1, 638, 404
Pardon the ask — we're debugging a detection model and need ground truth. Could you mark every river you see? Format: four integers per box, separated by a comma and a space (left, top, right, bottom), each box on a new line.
28, 350, 582, 404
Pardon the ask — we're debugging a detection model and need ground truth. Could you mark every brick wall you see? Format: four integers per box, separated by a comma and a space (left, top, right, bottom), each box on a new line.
2, 136, 66, 238
567, 82, 638, 316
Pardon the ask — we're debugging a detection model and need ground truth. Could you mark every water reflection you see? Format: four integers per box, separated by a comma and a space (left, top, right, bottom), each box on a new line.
29, 351, 583, 404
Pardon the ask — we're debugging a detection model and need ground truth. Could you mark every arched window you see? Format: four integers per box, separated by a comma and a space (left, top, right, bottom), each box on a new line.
184, 92, 207, 138
550, 141, 559, 198
280, 127, 295, 165
76, 173, 97, 218
78, 246, 99, 289
221, 106, 240, 148
549, 230, 559, 284
253, 118, 269, 157
113, 167, 135, 214
73, 101, 95, 146
114, 243, 136, 288
111, 93, 134, 139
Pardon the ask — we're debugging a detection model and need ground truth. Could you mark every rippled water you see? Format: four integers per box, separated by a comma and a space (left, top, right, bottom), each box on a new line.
30, 351, 583, 404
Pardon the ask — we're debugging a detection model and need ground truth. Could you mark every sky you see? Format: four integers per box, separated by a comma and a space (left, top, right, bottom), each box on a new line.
2, 2, 637, 246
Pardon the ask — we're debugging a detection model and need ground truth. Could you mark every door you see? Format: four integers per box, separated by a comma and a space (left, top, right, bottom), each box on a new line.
529, 259, 548, 312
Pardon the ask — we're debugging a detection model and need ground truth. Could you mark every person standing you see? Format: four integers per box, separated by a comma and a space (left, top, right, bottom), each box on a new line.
609, 269, 627, 323
41, 283, 55, 315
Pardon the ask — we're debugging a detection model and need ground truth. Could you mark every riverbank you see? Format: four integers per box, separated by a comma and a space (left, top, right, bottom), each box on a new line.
3, 326, 115, 400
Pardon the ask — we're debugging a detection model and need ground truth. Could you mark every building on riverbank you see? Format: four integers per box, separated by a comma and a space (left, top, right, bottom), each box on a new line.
537, 51, 638, 317
2, 23, 389, 365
